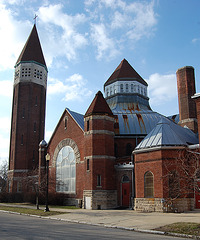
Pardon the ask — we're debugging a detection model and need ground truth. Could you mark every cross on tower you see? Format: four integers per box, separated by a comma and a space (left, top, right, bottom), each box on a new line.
34, 14, 38, 25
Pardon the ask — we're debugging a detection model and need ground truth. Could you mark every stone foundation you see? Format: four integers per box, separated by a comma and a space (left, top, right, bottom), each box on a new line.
134, 198, 195, 212
83, 190, 117, 209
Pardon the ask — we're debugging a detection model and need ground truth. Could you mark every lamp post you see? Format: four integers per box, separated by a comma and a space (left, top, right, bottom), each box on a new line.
35, 181, 39, 210
44, 153, 50, 212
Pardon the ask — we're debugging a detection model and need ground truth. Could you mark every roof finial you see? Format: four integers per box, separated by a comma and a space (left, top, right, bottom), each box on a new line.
34, 14, 38, 25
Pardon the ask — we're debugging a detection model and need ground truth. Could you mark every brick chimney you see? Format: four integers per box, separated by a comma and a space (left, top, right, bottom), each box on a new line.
176, 66, 198, 133
192, 93, 200, 143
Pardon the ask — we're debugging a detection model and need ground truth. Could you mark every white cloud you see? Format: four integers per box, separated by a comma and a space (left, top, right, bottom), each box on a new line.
147, 73, 177, 106
38, 4, 88, 65
0, 117, 11, 161
45, 130, 53, 143
0, 117, 11, 133
90, 23, 119, 60
85, 0, 157, 58
0, 3, 31, 70
47, 74, 92, 102
125, 1, 157, 41
0, 80, 13, 97
192, 38, 200, 44
0, 137, 9, 163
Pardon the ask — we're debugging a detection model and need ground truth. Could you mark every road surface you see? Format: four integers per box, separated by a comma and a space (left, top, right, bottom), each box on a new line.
0, 212, 186, 239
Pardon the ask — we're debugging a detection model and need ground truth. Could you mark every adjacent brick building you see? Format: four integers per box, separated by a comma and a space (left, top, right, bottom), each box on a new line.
8, 24, 199, 211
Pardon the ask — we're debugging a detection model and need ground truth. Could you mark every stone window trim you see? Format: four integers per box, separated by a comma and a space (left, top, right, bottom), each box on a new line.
52, 138, 81, 167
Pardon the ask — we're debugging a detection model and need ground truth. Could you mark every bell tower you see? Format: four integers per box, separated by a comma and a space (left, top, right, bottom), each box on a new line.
8, 24, 47, 192
83, 91, 117, 209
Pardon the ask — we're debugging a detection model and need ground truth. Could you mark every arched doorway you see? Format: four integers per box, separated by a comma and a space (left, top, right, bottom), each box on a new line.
121, 175, 130, 207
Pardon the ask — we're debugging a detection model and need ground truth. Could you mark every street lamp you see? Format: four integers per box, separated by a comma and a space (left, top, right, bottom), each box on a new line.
44, 153, 50, 212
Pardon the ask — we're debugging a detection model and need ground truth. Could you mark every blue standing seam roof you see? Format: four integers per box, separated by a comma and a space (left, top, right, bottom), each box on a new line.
66, 108, 84, 130
109, 101, 167, 135
135, 117, 198, 150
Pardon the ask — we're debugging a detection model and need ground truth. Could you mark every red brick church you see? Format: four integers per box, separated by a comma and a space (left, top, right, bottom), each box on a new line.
8, 24, 200, 211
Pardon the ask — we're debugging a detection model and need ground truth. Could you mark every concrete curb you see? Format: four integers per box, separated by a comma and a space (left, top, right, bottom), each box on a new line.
0, 209, 198, 239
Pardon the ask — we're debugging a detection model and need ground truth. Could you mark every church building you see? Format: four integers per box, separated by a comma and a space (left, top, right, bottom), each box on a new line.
8, 24, 200, 211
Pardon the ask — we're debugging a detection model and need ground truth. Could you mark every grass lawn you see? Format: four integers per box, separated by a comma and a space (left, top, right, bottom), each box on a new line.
0, 205, 65, 216
155, 222, 200, 236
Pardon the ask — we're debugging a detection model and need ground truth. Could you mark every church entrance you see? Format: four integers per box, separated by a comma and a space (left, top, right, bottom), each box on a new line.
121, 175, 130, 207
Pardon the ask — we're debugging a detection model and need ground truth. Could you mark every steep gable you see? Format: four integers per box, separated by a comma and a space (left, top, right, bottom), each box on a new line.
16, 24, 46, 67
85, 91, 113, 117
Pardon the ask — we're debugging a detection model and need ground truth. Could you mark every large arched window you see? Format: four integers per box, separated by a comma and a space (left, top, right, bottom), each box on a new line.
56, 146, 76, 193
144, 171, 154, 198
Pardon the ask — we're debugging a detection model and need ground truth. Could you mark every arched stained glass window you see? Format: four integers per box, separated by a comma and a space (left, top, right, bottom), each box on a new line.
144, 171, 154, 198
56, 146, 76, 193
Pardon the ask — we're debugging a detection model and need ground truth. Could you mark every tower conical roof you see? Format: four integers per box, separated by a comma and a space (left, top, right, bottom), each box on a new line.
16, 24, 46, 67
104, 59, 147, 88
85, 91, 113, 117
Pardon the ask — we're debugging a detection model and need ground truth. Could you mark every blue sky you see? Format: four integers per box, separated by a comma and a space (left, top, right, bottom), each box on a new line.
0, 0, 200, 165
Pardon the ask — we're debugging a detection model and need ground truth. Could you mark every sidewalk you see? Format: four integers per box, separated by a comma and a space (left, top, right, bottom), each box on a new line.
51, 208, 200, 231
1, 203, 200, 231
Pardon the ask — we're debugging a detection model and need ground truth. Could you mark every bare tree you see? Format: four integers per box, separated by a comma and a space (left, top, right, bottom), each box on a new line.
162, 149, 200, 211
0, 160, 8, 193
19, 167, 56, 209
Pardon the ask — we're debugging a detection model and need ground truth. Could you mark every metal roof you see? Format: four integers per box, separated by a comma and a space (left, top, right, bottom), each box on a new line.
108, 100, 166, 135
66, 108, 84, 130
167, 114, 179, 124
135, 117, 198, 150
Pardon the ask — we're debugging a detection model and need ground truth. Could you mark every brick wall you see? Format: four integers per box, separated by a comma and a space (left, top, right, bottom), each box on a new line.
176, 66, 197, 132
47, 109, 85, 200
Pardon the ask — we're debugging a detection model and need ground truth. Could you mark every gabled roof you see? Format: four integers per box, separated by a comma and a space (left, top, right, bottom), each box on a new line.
135, 117, 198, 151
47, 108, 84, 146
67, 108, 84, 130
16, 24, 46, 67
104, 59, 148, 88
85, 91, 113, 117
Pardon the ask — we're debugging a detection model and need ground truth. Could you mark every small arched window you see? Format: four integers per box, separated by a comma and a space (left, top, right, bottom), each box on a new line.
110, 87, 112, 95
131, 84, 133, 92
34, 122, 36, 132
144, 171, 154, 198
120, 84, 123, 93
122, 175, 129, 183
126, 84, 128, 92
114, 143, 118, 158
126, 143, 132, 156
64, 117, 68, 130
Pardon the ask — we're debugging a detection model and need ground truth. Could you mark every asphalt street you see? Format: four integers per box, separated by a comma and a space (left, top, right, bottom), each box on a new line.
0, 212, 186, 240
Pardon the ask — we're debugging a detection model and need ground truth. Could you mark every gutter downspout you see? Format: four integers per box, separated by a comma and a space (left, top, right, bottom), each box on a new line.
131, 152, 135, 210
